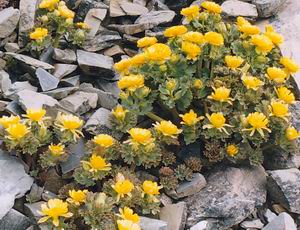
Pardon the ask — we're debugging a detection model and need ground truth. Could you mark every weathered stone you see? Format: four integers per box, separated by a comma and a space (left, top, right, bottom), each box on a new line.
5, 101, 23, 115
41, 190, 58, 201
6, 53, 54, 70
41, 168, 66, 194
140, 217, 168, 230
24, 202, 45, 219
190, 221, 209, 230
53, 48, 76, 64
97, 81, 120, 97
61, 75, 80, 87
109, 23, 154, 35
264, 209, 277, 223
160, 202, 187, 230
0, 100, 8, 111
0, 209, 31, 230
221, 0, 258, 18
39, 46, 54, 64
133, 0, 147, 6
60, 91, 98, 114
165, 0, 189, 11
160, 193, 173, 207
26, 183, 44, 203
253, 0, 287, 18
0, 7, 20, 38
83, 30, 122, 52
240, 219, 264, 229
84, 8, 107, 39
77, 50, 114, 77
267, 168, 300, 214
0, 151, 34, 219
75, 0, 108, 21
104, 45, 125, 57
5, 81, 37, 100
110, 0, 129, 17
36, 68, 60, 91
0, 70, 12, 95
4, 43, 20, 52
135, 10, 175, 25
120, 2, 149, 16
262, 212, 296, 230
53, 64, 78, 80
43, 87, 77, 100
185, 165, 267, 229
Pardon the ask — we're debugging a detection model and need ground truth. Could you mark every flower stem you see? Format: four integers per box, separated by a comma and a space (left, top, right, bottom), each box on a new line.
197, 54, 203, 77
146, 112, 164, 122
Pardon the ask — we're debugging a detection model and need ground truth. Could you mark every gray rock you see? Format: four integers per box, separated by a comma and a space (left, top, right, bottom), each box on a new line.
262, 212, 296, 230
0, 100, 8, 111
36, 68, 60, 91
77, 50, 114, 77
135, 10, 175, 25
221, 0, 258, 18
140, 216, 168, 230
0, 209, 31, 230
59, 91, 98, 114
6, 53, 54, 70
104, 45, 125, 57
110, 0, 129, 17
4, 81, 37, 100
53, 64, 78, 80
26, 183, 44, 203
190, 221, 209, 230
120, 2, 149, 16
53, 49, 77, 64
240, 219, 264, 229
60, 138, 86, 174
4, 43, 20, 52
61, 75, 80, 87
39, 46, 54, 64
5, 101, 23, 115
0, 70, 12, 95
0, 7, 20, 38
24, 202, 45, 219
160, 202, 187, 230
267, 168, 300, 214
84, 8, 107, 39
253, 0, 287, 18
42, 87, 77, 100
169, 173, 206, 199
264, 209, 277, 223
83, 30, 122, 52
0, 151, 34, 219
97, 81, 120, 98
160, 193, 173, 207
133, 0, 147, 6
185, 165, 267, 229
41, 190, 57, 201
109, 23, 154, 35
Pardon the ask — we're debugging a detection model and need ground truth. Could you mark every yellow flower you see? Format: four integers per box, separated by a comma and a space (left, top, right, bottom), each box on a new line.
0, 115, 20, 128
154, 120, 182, 138
204, 32, 224, 46
112, 173, 134, 201
182, 31, 205, 44
225, 55, 244, 69
203, 113, 233, 134
142, 181, 162, 196
58, 5, 75, 19
166, 79, 177, 91
239, 25, 260, 36
276, 86, 295, 104
251, 35, 274, 53
164, 25, 188, 38
137, 37, 158, 48
82, 154, 111, 172
201, 1, 222, 14
269, 100, 289, 121
280, 57, 299, 73
117, 220, 141, 230
285, 126, 300, 140
193, 79, 203, 89
114, 58, 132, 74
23, 108, 47, 123
67, 189, 88, 206
76, 22, 89, 29
236, 16, 250, 29
145, 43, 172, 62
208, 86, 233, 104
48, 143, 65, 156
39, 0, 59, 11
30, 28, 48, 41
112, 105, 128, 121
180, 109, 204, 126
181, 5, 200, 21
118, 207, 140, 223
93, 134, 114, 148
128, 128, 154, 146
181, 41, 201, 60
118, 74, 144, 91
241, 75, 264, 91
266, 67, 287, 83
242, 112, 271, 137
264, 25, 283, 46
6, 123, 29, 140
38, 199, 73, 227
130, 53, 146, 66
55, 113, 83, 140
227, 144, 238, 157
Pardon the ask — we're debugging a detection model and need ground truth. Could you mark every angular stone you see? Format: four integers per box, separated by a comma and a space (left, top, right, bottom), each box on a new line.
0, 209, 31, 230
262, 212, 296, 230
221, 0, 258, 18
26, 183, 44, 203
6, 81, 38, 98
97, 81, 120, 98
24, 202, 45, 219
240, 219, 264, 229
0, 70, 12, 95
75, 0, 108, 21
59, 91, 98, 114
135, 10, 175, 25
4, 43, 20, 52
42, 87, 77, 100
190, 221, 209, 230
110, 0, 129, 17
36, 68, 60, 91
84, 8, 107, 39
61, 75, 80, 87
77, 50, 114, 77
267, 168, 300, 214
0, 7, 20, 38
41, 190, 57, 201
160, 193, 173, 207
41, 168, 66, 194
53, 64, 77, 80
264, 209, 277, 223
185, 165, 267, 229
53, 48, 76, 64
6, 52, 54, 70
0, 151, 34, 219
133, 0, 147, 6
160, 202, 187, 230
104, 45, 125, 57
0, 100, 8, 111
5, 101, 23, 115
120, 2, 149, 16
140, 217, 168, 230
39, 46, 54, 64
109, 23, 154, 35
253, 0, 287, 18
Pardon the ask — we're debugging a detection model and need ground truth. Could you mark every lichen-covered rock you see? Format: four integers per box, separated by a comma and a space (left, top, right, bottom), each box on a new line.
253, 0, 287, 17
0, 7, 20, 38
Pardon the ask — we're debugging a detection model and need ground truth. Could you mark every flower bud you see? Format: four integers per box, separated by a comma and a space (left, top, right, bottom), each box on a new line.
76, 29, 85, 39
141, 86, 151, 97
193, 79, 203, 89
159, 64, 167, 72
166, 79, 177, 91
199, 12, 208, 21
41, 15, 48, 22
